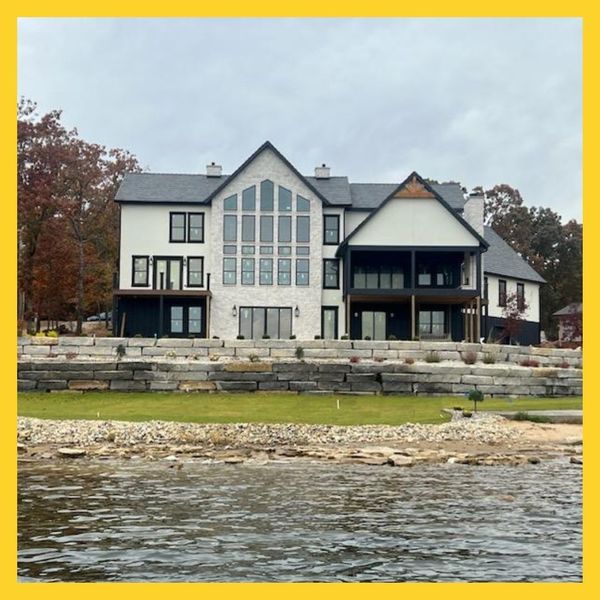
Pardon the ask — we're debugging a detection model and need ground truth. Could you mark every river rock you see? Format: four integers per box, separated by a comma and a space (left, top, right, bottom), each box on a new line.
388, 455, 414, 467
57, 447, 86, 458
570, 456, 583, 465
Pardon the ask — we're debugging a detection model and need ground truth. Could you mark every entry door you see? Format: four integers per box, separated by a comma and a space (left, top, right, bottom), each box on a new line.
168, 305, 203, 337
322, 307, 338, 339
362, 311, 386, 340
154, 258, 182, 290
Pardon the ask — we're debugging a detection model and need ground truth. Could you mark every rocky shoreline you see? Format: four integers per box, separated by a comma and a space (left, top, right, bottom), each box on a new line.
17, 415, 583, 468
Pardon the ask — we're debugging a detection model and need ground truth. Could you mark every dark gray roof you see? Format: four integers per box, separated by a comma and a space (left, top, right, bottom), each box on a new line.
484, 226, 546, 283
348, 182, 467, 211
553, 302, 582, 316
115, 173, 227, 203
305, 176, 351, 206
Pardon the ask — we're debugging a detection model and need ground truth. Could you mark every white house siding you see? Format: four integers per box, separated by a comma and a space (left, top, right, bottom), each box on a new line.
208, 148, 325, 339
344, 210, 369, 237
485, 274, 540, 322
119, 203, 212, 290
348, 197, 480, 247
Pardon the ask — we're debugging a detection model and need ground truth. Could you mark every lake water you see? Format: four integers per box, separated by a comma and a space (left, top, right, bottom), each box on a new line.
18, 458, 582, 582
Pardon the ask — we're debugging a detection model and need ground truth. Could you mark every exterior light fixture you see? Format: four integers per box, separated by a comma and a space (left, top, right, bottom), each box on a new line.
232, 305, 237, 317
294, 306, 300, 317
183, 257, 187, 266
149, 257, 154, 266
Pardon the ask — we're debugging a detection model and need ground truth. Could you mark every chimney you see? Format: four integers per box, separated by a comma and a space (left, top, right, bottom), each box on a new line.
206, 162, 222, 177
315, 163, 330, 179
464, 188, 484, 236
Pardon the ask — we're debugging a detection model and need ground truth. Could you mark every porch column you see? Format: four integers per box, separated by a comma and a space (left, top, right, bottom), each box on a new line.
463, 302, 467, 341
411, 295, 416, 340
475, 296, 481, 341
346, 295, 351, 337
206, 295, 211, 338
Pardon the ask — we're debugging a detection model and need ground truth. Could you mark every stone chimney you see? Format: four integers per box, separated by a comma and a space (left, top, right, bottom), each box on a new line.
315, 163, 331, 179
463, 189, 484, 236
206, 162, 222, 177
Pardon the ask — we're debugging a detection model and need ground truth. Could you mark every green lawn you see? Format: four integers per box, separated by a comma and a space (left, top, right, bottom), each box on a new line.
17, 392, 582, 426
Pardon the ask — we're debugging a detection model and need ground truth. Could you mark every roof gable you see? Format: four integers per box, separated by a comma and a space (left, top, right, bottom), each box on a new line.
338, 171, 488, 253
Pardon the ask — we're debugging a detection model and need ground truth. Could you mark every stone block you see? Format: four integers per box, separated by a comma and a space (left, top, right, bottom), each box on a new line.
59, 337, 95, 346
382, 382, 413, 393
118, 361, 153, 371
30, 336, 59, 345
372, 350, 399, 360
142, 347, 190, 357
493, 376, 531, 386
472, 366, 510, 377
461, 375, 493, 385
127, 338, 157, 347
273, 362, 317, 373
37, 380, 68, 390
39, 370, 91, 380
437, 351, 461, 361
94, 370, 134, 380
258, 381, 290, 391
84, 347, 122, 356
296, 340, 326, 349
68, 380, 110, 391
223, 340, 256, 348
317, 381, 352, 391
224, 361, 272, 372
420, 341, 460, 351
289, 381, 318, 391
95, 337, 128, 347
335, 349, 373, 359
149, 382, 179, 391
179, 381, 217, 392
350, 363, 388, 374
133, 370, 155, 380
208, 372, 275, 382
18, 379, 37, 391
317, 363, 351, 373
109, 380, 147, 391
475, 385, 509, 395
323, 340, 353, 349
254, 339, 295, 348
352, 340, 390, 350
416, 383, 453, 394
350, 382, 382, 392
215, 381, 257, 391
167, 371, 209, 381
206, 347, 235, 357
450, 384, 475, 394
235, 347, 270, 358
424, 374, 462, 384
381, 373, 415, 383
270, 349, 298, 358
388, 341, 421, 350
156, 338, 194, 348
192, 339, 225, 348
303, 349, 340, 359
346, 373, 377, 382
23, 345, 50, 356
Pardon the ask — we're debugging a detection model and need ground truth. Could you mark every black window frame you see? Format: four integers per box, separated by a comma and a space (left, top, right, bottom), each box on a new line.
418, 309, 447, 337
187, 256, 204, 288
241, 258, 255, 286
516, 282, 525, 311
321, 306, 339, 340
187, 212, 205, 243
242, 185, 256, 211
241, 214, 256, 242
323, 259, 340, 289
278, 186, 293, 211
131, 255, 149, 287
278, 215, 292, 243
153, 256, 183, 290
260, 215, 274, 242
260, 180, 274, 211
296, 215, 310, 243
323, 215, 340, 245
169, 212, 186, 243
239, 306, 292, 340
278, 258, 291, 286
484, 276, 489, 300
296, 258, 310, 286
223, 214, 238, 242
223, 257, 237, 285
498, 279, 507, 307
259, 258, 273, 286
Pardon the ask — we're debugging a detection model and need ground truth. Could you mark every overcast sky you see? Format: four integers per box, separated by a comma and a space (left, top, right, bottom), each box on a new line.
18, 18, 582, 221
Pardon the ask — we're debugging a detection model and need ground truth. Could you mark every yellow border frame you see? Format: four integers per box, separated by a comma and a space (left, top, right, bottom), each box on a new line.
3, 4, 594, 598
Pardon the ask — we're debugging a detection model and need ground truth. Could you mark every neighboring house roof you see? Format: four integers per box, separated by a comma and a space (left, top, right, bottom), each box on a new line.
348, 182, 466, 211
483, 227, 546, 283
337, 171, 488, 255
553, 302, 582, 317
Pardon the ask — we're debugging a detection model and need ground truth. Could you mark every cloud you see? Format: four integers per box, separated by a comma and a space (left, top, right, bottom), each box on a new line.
17, 17, 582, 220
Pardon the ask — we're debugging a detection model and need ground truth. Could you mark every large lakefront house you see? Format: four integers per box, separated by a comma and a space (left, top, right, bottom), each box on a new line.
113, 142, 545, 344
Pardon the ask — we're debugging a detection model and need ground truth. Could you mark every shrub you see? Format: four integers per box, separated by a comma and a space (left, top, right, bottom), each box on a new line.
314, 335, 321, 340
462, 410, 473, 418
462, 351, 477, 365
208, 354, 219, 362
483, 352, 497, 364
387, 335, 397, 341
424, 351, 440, 363
557, 361, 570, 369
115, 344, 127, 359
262, 334, 271, 339
374, 356, 385, 363
236, 334, 245, 340
520, 358, 540, 368
295, 346, 304, 360
364, 335, 372, 341
212, 336, 220, 339
349, 356, 361, 364
46, 330, 58, 338
467, 388, 484, 412
404, 357, 415, 365
341, 334, 349, 340
249, 353, 260, 363
65, 352, 77, 360
289, 335, 296, 340
134, 333, 142, 338
165, 350, 177, 359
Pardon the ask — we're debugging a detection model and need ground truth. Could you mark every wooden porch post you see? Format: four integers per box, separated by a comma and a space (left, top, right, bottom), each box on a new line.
476, 296, 481, 342
411, 295, 416, 340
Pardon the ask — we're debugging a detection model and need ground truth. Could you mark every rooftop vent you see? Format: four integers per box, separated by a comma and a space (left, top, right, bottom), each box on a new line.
206, 162, 222, 177
315, 163, 330, 179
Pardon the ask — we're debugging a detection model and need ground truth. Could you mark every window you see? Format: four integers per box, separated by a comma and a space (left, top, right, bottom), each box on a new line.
296, 246, 310, 255
132, 256, 149, 286
278, 186, 292, 211
322, 307, 338, 339
223, 245, 236, 255
259, 258, 273, 285
498, 279, 507, 307
323, 259, 339, 289
517, 282, 525, 310
260, 180, 274, 211
241, 245, 255, 254
484, 276, 489, 300
278, 216, 292, 242
170, 306, 184, 334
260, 216, 274, 242
362, 311, 386, 341
278, 258, 291, 285
169, 212, 186, 242
242, 186, 256, 211
296, 259, 309, 286
154, 258, 182, 290
187, 257, 204, 287
188, 306, 202, 334
259, 246, 273, 255
242, 215, 255, 242
224, 194, 237, 211
223, 215, 237, 241
239, 307, 292, 339
297, 195, 310, 212
417, 263, 432, 286
352, 265, 403, 289
242, 258, 255, 285
297, 216, 310, 243
419, 310, 446, 337
223, 257, 236, 285
278, 246, 291, 255
324, 215, 340, 245
188, 213, 205, 243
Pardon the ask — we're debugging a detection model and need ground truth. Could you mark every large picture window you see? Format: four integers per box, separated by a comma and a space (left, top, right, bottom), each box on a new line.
296, 216, 310, 243
296, 259, 309, 286
324, 215, 340, 245
242, 215, 255, 242
259, 258, 273, 285
260, 180, 274, 211
278, 258, 291, 285
223, 257, 237, 285
278, 216, 292, 242
278, 186, 292, 211
223, 215, 237, 242
187, 257, 204, 288
169, 212, 186, 242
242, 186, 256, 211
242, 258, 255, 285
260, 216, 274, 242
132, 256, 149, 287
239, 307, 292, 339
224, 194, 237, 211
188, 213, 205, 243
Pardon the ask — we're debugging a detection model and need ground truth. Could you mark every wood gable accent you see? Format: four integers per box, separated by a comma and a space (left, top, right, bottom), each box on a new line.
393, 174, 435, 198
